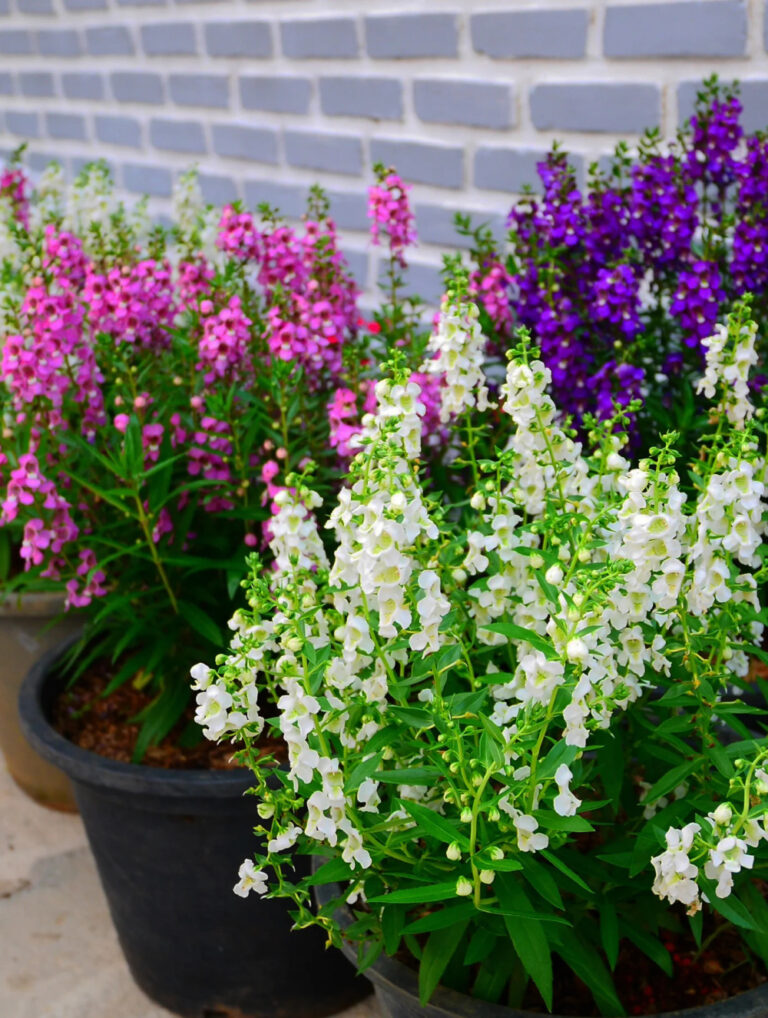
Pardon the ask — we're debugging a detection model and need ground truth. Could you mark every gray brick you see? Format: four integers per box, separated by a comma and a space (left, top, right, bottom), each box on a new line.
86, 26, 134, 56
678, 79, 768, 134
383, 260, 443, 303
122, 163, 172, 197
63, 71, 104, 100
414, 205, 472, 250
284, 129, 362, 176
211, 123, 279, 163
240, 75, 311, 114
117, 0, 166, 6
141, 22, 196, 55
0, 30, 32, 54
530, 83, 660, 133
0, 73, 13, 95
46, 112, 86, 141
64, 0, 107, 8
169, 74, 228, 109
111, 71, 163, 105
18, 0, 52, 13
27, 151, 59, 172
370, 138, 464, 190
765, 0, 768, 52
37, 29, 81, 57
19, 71, 53, 97
149, 118, 206, 154
327, 190, 369, 231
342, 248, 368, 287
244, 179, 307, 217
414, 79, 514, 130
6, 111, 39, 138
366, 14, 457, 59
320, 76, 402, 120
471, 10, 588, 59
475, 146, 587, 193
95, 114, 141, 148
281, 18, 358, 59
204, 20, 271, 57
198, 173, 239, 206
604, 1, 746, 58
0, 0, 9, 12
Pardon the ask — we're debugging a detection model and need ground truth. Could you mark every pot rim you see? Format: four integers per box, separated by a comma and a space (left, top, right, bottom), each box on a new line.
0, 589, 70, 619
314, 882, 768, 1018
18, 636, 255, 799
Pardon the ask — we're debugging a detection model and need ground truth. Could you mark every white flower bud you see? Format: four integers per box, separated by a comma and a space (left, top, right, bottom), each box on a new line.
285, 636, 303, 653
530, 553, 544, 570
566, 638, 588, 664
446, 841, 462, 861
257, 802, 274, 819
479, 870, 495, 885
470, 492, 486, 511
713, 804, 733, 827
451, 568, 468, 586
460, 807, 473, 824
489, 846, 504, 861
456, 877, 473, 897
545, 564, 563, 585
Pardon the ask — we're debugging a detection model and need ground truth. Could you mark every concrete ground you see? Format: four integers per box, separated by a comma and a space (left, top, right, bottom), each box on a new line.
0, 756, 381, 1018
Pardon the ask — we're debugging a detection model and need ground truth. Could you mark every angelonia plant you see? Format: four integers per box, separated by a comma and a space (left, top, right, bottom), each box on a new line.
195, 295, 768, 1015
0, 156, 430, 753
461, 77, 768, 451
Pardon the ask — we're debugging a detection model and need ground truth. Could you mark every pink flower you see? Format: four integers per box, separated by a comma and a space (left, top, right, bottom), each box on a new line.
368, 169, 417, 267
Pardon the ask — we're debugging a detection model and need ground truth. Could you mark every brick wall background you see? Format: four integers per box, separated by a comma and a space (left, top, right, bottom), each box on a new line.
0, 0, 766, 299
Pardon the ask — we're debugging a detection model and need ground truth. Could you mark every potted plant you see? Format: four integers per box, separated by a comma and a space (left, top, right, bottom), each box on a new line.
461, 78, 768, 457
195, 291, 768, 1017
10, 161, 379, 1016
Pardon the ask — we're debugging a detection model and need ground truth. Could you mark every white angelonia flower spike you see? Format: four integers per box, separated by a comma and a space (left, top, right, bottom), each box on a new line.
421, 292, 492, 422
697, 316, 758, 428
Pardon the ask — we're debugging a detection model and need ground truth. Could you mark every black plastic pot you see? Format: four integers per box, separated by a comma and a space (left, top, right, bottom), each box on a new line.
19, 642, 371, 1018
315, 882, 768, 1018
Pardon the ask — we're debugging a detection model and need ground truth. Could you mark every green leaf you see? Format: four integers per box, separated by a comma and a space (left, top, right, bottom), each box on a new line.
534, 810, 594, 833
368, 881, 460, 905
305, 857, 353, 886
481, 622, 560, 661
177, 600, 223, 646
403, 901, 476, 935
623, 926, 672, 977
419, 920, 469, 1005
599, 901, 619, 970
495, 874, 553, 1011
698, 877, 757, 930
541, 850, 591, 893
382, 905, 406, 956
464, 927, 498, 966
387, 705, 434, 729
642, 758, 700, 806
402, 800, 470, 850
375, 767, 443, 785
131, 679, 190, 762
345, 753, 382, 793
521, 857, 564, 910
556, 929, 625, 1017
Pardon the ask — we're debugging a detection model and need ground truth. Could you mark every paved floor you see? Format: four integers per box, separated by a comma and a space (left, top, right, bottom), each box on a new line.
0, 757, 381, 1018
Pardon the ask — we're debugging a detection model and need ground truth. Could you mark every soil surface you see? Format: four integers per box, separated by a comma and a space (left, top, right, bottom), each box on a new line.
51, 663, 248, 769
523, 922, 765, 1015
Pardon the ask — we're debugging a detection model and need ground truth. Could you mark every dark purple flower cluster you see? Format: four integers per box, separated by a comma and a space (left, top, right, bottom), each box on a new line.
480, 78, 768, 439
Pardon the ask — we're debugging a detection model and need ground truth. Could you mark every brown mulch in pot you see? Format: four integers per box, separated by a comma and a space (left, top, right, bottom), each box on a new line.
51, 662, 284, 769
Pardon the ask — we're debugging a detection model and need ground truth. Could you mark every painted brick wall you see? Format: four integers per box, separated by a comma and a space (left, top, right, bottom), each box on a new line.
0, 0, 766, 300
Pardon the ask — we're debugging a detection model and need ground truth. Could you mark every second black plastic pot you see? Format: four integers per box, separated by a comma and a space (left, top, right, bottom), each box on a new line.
19, 641, 371, 1018
315, 881, 768, 1018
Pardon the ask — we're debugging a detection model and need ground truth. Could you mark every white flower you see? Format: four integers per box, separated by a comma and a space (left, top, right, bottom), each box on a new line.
233, 860, 268, 898
514, 813, 549, 853
421, 295, 491, 422
651, 823, 701, 908
268, 825, 303, 854
553, 764, 581, 818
